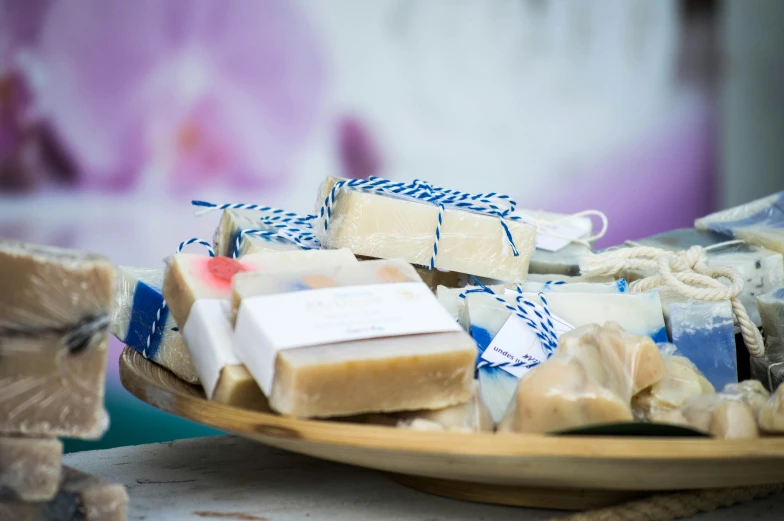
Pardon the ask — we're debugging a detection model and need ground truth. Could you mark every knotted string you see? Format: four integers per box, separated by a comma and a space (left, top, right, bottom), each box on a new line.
318, 176, 521, 269
232, 221, 321, 258
579, 243, 765, 358
145, 238, 214, 358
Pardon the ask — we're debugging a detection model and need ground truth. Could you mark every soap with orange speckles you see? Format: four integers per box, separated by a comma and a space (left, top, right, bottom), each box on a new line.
232, 259, 476, 418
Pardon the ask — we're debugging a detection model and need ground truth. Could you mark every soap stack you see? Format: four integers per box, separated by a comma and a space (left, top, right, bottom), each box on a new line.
0, 240, 128, 520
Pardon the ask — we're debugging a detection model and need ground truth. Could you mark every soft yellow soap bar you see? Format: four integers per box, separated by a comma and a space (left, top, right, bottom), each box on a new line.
232, 259, 477, 418
313, 176, 537, 281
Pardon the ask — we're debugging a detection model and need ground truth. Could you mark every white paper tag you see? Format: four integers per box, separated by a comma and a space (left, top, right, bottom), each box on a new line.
234, 282, 462, 394
515, 216, 589, 252
181, 299, 238, 399
482, 293, 574, 378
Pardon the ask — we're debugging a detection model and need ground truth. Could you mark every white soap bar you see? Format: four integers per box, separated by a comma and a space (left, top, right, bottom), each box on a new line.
312, 176, 538, 281
111, 266, 199, 383
695, 191, 784, 256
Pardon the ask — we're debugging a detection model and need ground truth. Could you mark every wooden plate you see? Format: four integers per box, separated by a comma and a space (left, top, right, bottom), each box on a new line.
120, 347, 784, 510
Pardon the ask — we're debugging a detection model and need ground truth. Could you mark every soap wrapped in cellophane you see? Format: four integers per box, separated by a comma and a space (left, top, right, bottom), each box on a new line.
695, 191, 784, 256
111, 266, 199, 383
751, 287, 784, 390
497, 323, 668, 434
0, 240, 112, 439
232, 258, 476, 418
312, 176, 538, 282
162, 249, 357, 408
213, 208, 310, 258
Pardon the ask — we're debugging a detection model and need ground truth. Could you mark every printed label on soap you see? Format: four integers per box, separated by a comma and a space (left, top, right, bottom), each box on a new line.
514, 216, 588, 252
242, 282, 461, 350
482, 294, 574, 378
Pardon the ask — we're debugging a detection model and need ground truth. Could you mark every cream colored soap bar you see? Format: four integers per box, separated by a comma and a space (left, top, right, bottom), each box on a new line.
233, 259, 476, 418
0, 466, 128, 521
0, 240, 112, 439
313, 176, 537, 281
758, 383, 784, 433
0, 437, 62, 501
162, 250, 357, 406
499, 323, 666, 434
680, 394, 759, 439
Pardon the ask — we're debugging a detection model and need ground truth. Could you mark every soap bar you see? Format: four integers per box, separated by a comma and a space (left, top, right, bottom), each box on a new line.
632, 228, 784, 326
312, 176, 538, 281
750, 351, 784, 392
525, 273, 617, 283
213, 209, 301, 258
111, 266, 199, 383
365, 382, 493, 433
163, 249, 357, 405
0, 437, 62, 501
528, 243, 593, 276
0, 240, 112, 439
758, 287, 784, 353
632, 349, 714, 423
758, 383, 784, 433
0, 466, 128, 521
721, 380, 770, 416
695, 191, 784, 256
232, 259, 476, 418
498, 323, 666, 434
659, 290, 738, 390
680, 394, 759, 439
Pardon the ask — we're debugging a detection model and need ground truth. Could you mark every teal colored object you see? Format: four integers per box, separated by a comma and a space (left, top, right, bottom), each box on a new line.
63, 383, 220, 453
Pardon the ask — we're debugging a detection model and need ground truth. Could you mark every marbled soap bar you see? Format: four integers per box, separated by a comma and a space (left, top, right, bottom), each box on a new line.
631, 228, 784, 326
111, 267, 198, 383
312, 176, 537, 281
696, 191, 784, 256
0, 437, 61, 501
658, 290, 738, 390
0, 241, 111, 439
232, 259, 476, 418
213, 209, 301, 258
163, 250, 356, 406
0, 466, 127, 521
498, 323, 666, 434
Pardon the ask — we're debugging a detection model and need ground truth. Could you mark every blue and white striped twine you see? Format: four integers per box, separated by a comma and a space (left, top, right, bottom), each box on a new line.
318, 176, 522, 270
144, 238, 214, 358
460, 278, 560, 372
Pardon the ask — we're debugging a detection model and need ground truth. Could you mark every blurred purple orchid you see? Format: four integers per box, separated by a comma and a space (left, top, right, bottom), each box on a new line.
25, 0, 324, 192
338, 116, 382, 180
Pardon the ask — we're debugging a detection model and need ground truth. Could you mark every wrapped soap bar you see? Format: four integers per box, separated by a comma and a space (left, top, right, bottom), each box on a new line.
213, 209, 301, 258
695, 191, 784, 256
658, 290, 738, 390
528, 243, 593, 276
163, 249, 357, 406
232, 259, 476, 418
0, 437, 62, 501
750, 287, 784, 390
364, 382, 493, 433
758, 383, 784, 433
111, 266, 198, 383
498, 323, 666, 434
0, 240, 112, 439
312, 176, 538, 281
632, 346, 715, 423
631, 228, 784, 326
0, 466, 127, 521
679, 394, 759, 439
721, 380, 770, 415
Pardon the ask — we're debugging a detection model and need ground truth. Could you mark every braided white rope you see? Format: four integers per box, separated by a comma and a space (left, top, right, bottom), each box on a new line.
579, 244, 765, 358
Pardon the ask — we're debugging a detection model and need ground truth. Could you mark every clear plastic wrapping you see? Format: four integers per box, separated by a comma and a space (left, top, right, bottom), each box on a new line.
231, 259, 476, 418
498, 323, 667, 434
679, 393, 760, 439
750, 287, 784, 391
759, 383, 784, 433
0, 437, 62, 501
312, 176, 538, 282
0, 240, 111, 439
111, 266, 199, 383
695, 191, 784, 256
213, 209, 302, 258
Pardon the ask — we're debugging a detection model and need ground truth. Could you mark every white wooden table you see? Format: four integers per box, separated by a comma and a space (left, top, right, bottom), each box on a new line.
64, 435, 784, 521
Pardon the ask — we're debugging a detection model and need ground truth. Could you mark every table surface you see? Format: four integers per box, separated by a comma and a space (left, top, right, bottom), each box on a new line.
63, 435, 784, 521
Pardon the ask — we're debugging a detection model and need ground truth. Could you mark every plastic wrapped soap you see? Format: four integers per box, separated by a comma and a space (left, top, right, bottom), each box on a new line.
631, 228, 784, 326
312, 176, 538, 281
0, 466, 128, 521
528, 243, 593, 276
695, 191, 784, 256
750, 287, 784, 390
0, 437, 62, 501
0, 240, 112, 439
111, 266, 198, 383
632, 346, 715, 423
213, 209, 302, 258
758, 383, 784, 433
232, 259, 476, 418
163, 250, 356, 406
680, 394, 759, 439
721, 380, 770, 415
498, 323, 666, 434
365, 382, 493, 433
658, 290, 738, 390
